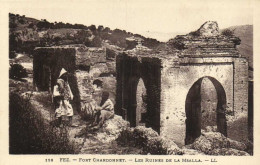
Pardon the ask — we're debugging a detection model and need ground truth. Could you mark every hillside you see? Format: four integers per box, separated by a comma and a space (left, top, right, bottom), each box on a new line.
9, 13, 161, 54
222, 25, 253, 79
9, 13, 253, 80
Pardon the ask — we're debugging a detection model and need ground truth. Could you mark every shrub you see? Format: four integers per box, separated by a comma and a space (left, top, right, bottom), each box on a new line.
221, 29, 234, 37
9, 63, 28, 80
9, 92, 79, 154
189, 30, 200, 37
168, 38, 186, 50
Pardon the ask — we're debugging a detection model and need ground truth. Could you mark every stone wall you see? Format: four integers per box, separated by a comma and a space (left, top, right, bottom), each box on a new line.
33, 47, 76, 91
115, 54, 161, 132
159, 57, 244, 146
116, 54, 248, 146
116, 21, 249, 147
33, 47, 80, 112
75, 46, 106, 67
33, 45, 113, 114
227, 57, 248, 143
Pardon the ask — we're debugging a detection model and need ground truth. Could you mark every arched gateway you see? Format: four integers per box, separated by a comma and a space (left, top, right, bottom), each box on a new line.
185, 76, 227, 145
115, 21, 248, 146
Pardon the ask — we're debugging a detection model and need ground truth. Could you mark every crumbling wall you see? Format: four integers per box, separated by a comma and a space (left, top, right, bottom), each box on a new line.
33, 45, 114, 114
33, 47, 81, 112
115, 54, 161, 133
116, 21, 249, 147
160, 57, 234, 146
33, 47, 76, 91
75, 46, 106, 67
227, 57, 248, 143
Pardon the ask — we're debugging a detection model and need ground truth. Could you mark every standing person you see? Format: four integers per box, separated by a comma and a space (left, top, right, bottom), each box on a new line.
93, 91, 114, 128
53, 68, 77, 127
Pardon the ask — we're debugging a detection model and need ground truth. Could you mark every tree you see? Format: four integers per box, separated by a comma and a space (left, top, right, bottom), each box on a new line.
89, 25, 96, 31
103, 27, 111, 33
98, 25, 104, 32
37, 20, 51, 29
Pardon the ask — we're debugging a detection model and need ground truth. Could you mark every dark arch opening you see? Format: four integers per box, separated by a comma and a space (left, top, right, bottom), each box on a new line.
185, 76, 227, 145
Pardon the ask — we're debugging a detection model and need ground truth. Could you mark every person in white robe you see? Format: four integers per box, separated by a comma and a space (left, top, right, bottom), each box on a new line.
53, 68, 77, 127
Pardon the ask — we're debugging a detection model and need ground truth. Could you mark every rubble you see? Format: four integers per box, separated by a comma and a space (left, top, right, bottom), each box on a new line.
95, 115, 129, 143
190, 131, 248, 155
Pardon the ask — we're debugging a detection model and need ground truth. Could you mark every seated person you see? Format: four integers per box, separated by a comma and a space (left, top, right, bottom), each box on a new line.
93, 91, 114, 128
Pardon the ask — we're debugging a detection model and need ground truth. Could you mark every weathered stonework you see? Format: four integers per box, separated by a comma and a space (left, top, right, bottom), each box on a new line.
33, 45, 109, 113
76, 46, 106, 66
116, 22, 249, 146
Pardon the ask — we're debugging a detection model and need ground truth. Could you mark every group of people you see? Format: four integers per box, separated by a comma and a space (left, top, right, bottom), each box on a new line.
52, 68, 114, 128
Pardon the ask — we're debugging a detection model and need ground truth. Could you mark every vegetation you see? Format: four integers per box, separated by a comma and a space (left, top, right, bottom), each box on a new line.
9, 13, 161, 54
9, 63, 28, 80
9, 92, 79, 154
221, 29, 235, 37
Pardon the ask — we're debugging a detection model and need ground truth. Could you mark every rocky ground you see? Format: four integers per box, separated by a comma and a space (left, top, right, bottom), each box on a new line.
10, 78, 252, 155
9, 53, 252, 155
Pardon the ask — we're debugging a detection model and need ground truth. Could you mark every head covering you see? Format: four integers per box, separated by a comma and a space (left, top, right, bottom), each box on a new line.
59, 68, 67, 78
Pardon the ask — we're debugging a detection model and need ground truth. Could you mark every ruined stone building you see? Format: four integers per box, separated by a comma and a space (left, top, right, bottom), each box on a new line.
33, 45, 111, 112
115, 21, 249, 146
33, 21, 250, 147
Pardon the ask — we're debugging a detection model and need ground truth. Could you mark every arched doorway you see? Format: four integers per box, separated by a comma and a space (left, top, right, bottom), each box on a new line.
185, 76, 227, 145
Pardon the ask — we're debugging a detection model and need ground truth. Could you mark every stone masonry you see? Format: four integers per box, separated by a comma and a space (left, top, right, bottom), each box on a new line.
116, 21, 248, 146
33, 45, 108, 113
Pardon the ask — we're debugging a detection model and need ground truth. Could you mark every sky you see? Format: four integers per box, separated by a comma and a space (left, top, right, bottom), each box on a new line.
4, 0, 254, 41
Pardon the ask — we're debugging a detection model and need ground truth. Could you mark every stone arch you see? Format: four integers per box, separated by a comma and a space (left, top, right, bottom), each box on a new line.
116, 55, 161, 133
185, 76, 227, 145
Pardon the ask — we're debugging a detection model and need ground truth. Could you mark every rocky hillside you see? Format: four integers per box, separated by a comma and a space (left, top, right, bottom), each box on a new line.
9, 13, 161, 54
222, 25, 253, 79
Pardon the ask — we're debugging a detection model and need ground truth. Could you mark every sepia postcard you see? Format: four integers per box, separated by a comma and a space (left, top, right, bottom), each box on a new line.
0, 0, 260, 164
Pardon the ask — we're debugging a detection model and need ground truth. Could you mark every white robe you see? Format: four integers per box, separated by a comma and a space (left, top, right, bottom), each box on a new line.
53, 79, 74, 118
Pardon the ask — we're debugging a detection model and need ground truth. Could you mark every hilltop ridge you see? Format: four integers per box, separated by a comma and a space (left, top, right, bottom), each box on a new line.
9, 13, 161, 54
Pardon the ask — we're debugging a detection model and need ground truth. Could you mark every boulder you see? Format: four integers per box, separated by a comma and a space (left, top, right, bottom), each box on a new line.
197, 21, 219, 37
205, 126, 218, 132
228, 138, 247, 151
116, 126, 182, 155
96, 115, 129, 143
192, 134, 214, 154
160, 136, 182, 155
190, 131, 248, 155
